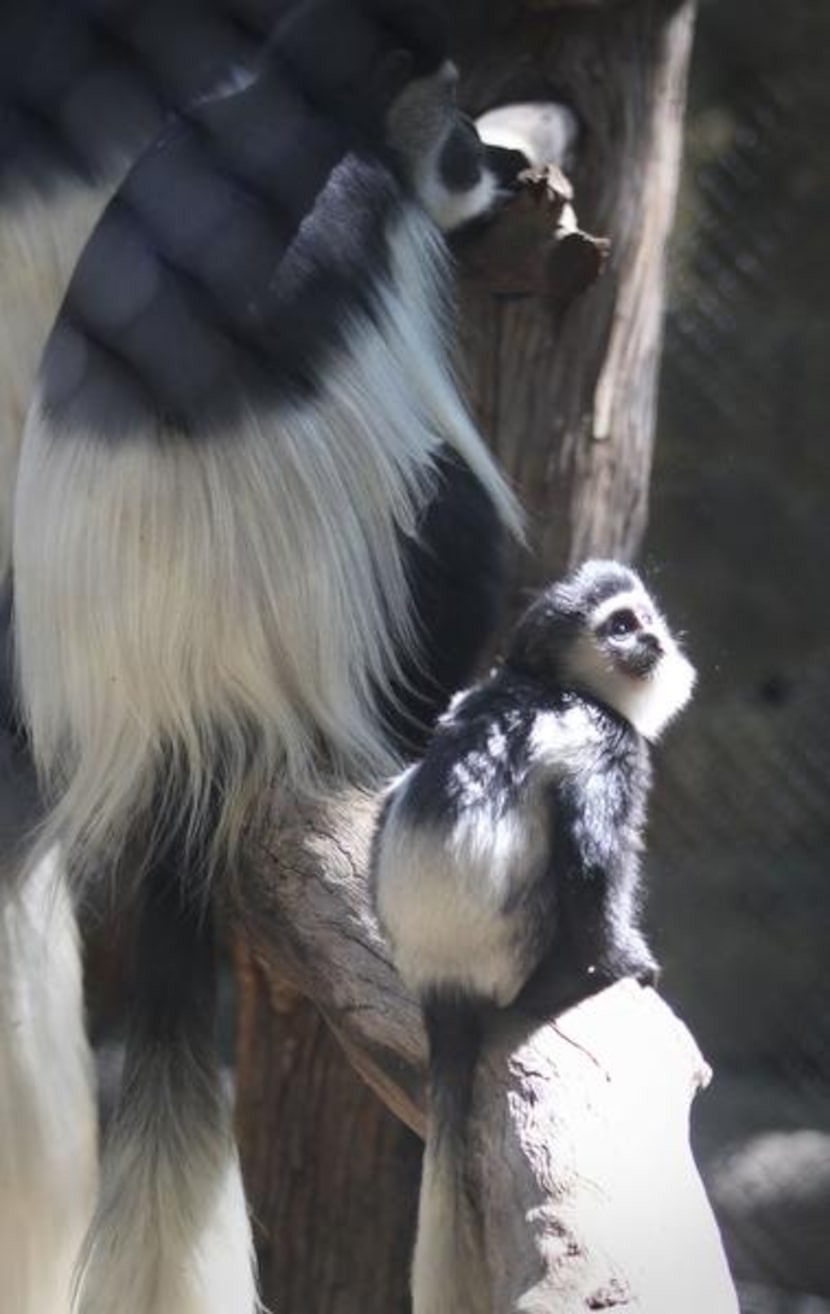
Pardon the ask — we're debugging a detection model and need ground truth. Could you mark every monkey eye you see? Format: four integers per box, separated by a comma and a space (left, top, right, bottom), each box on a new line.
607, 608, 640, 638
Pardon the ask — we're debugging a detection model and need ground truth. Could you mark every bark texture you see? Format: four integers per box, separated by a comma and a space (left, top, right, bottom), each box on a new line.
454, 0, 697, 597
236, 789, 738, 1312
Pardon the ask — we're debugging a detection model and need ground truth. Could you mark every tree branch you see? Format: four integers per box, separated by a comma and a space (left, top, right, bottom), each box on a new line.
236, 789, 739, 1312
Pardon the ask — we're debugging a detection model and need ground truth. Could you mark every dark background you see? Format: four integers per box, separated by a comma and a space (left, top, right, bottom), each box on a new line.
645, 2, 830, 1306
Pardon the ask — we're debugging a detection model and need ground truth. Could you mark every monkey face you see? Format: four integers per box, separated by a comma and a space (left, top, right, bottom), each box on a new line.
385, 61, 527, 232
592, 595, 668, 679
508, 561, 697, 742
569, 582, 697, 741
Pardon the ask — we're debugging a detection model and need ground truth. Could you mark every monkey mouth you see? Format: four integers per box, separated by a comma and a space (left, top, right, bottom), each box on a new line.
623, 645, 663, 679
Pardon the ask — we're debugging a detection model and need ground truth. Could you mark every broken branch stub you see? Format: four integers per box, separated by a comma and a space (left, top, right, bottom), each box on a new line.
455, 165, 609, 303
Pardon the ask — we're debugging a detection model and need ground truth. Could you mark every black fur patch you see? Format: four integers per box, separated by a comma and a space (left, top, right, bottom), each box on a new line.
40, 67, 404, 438
482, 143, 529, 191
437, 119, 484, 194
377, 446, 507, 758
398, 670, 559, 828
0, 0, 270, 199
130, 835, 216, 1051
422, 991, 482, 1151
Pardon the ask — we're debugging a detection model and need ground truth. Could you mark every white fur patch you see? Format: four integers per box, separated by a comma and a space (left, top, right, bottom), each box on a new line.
563, 631, 696, 742
415, 165, 499, 234
590, 589, 649, 628
411, 1138, 489, 1314
527, 701, 605, 769
14, 205, 521, 883
0, 847, 98, 1314
73, 1048, 256, 1314
376, 804, 545, 1004
375, 702, 586, 1006
0, 180, 115, 587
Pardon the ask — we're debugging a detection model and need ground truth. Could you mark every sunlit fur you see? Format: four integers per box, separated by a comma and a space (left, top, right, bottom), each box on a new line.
15, 202, 521, 891
373, 561, 695, 1314
376, 694, 602, 1003
562, 583, 697, 742
0, 846, 97, 1314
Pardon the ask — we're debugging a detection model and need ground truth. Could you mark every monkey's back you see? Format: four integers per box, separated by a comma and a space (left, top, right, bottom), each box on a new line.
374, 674, 622, 1006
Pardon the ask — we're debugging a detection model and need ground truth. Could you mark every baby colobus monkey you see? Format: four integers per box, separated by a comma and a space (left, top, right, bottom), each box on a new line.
12, 1, 525, 1310
373, 559, 696, 1314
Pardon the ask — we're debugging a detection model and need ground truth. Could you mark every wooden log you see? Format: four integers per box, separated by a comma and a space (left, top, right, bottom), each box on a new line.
234, 943, 417, 1312
236, 789, 739, 1312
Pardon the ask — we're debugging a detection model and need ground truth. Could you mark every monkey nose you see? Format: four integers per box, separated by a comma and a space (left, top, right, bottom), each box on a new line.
640, 632, 663, 657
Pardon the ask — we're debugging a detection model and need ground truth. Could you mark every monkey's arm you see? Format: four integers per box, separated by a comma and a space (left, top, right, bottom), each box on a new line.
543, 730, 659, 1001
235, 786, 739, 1314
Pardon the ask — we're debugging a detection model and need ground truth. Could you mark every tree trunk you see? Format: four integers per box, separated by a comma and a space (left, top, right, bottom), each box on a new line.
234, 3, 709, 1311
455, 0, 697, 596
235, 945, 417, 1312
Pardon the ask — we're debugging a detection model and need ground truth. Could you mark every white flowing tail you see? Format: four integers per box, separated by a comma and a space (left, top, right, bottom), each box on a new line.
413, 997, 490, 1314
0, 840, 98, 1314
72, 838, 258, 1314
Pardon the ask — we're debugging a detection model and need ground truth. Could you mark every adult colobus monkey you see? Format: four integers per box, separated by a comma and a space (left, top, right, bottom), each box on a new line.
13, 0, 525, 1308
373, 561, 696, 1314
0, 7, 278, 1309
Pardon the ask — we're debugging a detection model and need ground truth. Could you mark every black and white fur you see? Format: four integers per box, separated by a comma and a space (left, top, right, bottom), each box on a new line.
372, 560, 696, 1314
12, 2, 524, 1309
0, 9, 278, 1308
0, 137, 114, 1314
